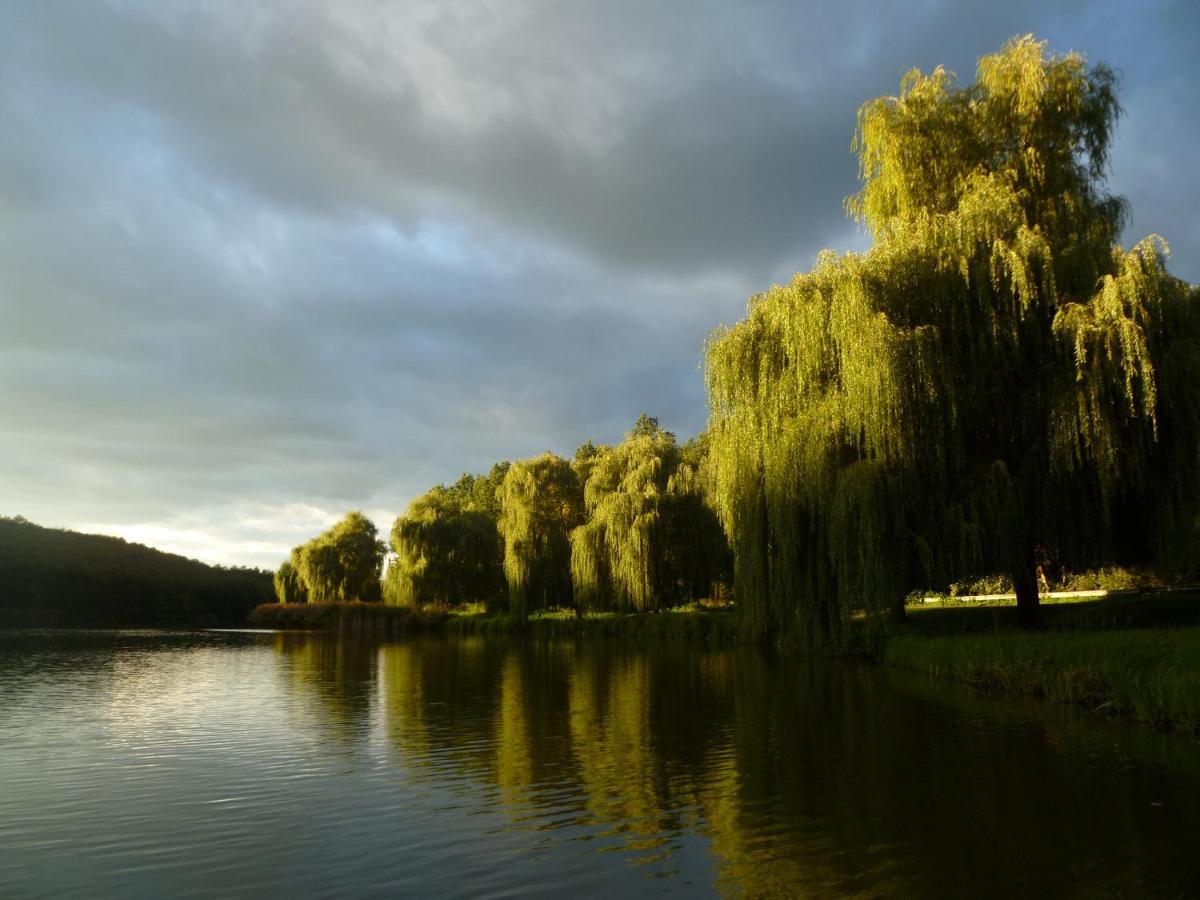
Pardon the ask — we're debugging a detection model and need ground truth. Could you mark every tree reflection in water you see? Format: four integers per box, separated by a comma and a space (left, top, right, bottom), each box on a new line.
270, 634, 1200, 897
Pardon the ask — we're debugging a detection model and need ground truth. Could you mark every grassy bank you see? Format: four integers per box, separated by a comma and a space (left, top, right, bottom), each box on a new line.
446, 606, 741, 642
249, 596, 1200, 731
884, 629, 1200, 731
902, 589, 1200, 634
248, 602, 742, 642
248, 602, 449, 635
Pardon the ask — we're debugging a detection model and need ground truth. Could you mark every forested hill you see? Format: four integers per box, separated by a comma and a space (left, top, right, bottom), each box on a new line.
0, 516, 273, 627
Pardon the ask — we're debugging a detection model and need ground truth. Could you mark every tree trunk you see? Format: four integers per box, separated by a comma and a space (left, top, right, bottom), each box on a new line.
1014, 550, 1041, 630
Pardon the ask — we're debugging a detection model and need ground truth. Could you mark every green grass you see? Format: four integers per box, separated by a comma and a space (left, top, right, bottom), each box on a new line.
249, 601, 743, 642
445, 606, 742, 642
885, 591, 1200, 731
884, 628, 1200, 731
901, 589, 1200, 635
248, 602, 448, 633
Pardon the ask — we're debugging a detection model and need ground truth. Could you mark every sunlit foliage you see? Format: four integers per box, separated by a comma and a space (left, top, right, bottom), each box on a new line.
500, 453, 584, 620
384, 466, 507, 610
706, 36, 1200, 645
273, 551, 308, 605
292, 511, 387, 603
375, 419, 727, 617
570, 417, 729, 612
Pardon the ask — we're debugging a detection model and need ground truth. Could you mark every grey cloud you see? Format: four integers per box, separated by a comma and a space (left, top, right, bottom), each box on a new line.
1, 1, 1196, 567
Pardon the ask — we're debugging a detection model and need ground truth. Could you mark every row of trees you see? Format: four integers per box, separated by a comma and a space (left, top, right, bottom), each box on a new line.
274, 38, 1198, 645
385, 416, 730, 618
705, 36, 1200, 646
275, 417, 731, 617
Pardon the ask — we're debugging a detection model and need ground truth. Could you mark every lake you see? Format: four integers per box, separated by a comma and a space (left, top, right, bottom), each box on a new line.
1, 629, 1197, 897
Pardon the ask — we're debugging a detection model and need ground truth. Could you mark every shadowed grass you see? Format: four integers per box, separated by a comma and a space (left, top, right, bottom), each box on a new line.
248, 602, 448, 634
250, 596, 1200, 731
902, 590, 1200, 635
249, 601, 742, 642
446, 606, 742, 642
884, 629, 1200, 731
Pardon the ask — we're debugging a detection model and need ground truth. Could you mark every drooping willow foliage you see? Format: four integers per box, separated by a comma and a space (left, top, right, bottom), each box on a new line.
500, 453, 585, 621
282, 511, 387, 603
705, 35, 1200, 646
570, 416, 729, 612
371, 422, 728, 617
273, 551, 309, 604
384, 466, 508, 610
667, 432, 736, 603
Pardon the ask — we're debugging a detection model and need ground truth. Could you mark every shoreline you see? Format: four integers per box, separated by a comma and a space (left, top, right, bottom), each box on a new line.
883, 630, 1200, 733
247, 600, 1200, 734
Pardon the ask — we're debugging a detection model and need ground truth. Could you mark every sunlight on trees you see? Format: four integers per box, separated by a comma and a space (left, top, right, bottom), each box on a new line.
384, 467, 508, 610
266, 37, 1196, 639
570, 419, 729, 612
278, 512, 386, 603
372, 420, 728, 618
500, 453, 584, 621
705, 35, 1200, 645
273, 552, 309, 605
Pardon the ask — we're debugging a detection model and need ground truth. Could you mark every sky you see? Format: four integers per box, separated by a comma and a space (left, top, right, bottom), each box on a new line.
2, 1, 1197, 570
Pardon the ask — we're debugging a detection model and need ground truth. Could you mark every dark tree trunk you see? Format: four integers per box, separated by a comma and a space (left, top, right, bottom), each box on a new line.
1014, 549, 1041, 630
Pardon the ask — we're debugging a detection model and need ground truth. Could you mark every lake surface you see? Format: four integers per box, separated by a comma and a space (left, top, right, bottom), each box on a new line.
1, 630, 1198, 898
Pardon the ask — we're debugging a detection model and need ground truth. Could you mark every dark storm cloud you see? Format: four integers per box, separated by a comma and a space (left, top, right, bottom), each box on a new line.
1, 1, 1196, 566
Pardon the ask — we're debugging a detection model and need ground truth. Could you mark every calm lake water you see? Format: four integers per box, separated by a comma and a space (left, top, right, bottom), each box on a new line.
0, 630, 1198, 898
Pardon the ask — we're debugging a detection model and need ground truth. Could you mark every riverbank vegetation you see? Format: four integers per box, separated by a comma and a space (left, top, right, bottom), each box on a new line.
275, 512, 387, 605
705, 35, 1200, 648
270, 37, 1200, 691
277, 415, 732, 622
250, 598, 741, 642
251, 591, 1200, 730
889, 589, 1200, 730
249, 600, 449, 635
884, 629, 1200, 731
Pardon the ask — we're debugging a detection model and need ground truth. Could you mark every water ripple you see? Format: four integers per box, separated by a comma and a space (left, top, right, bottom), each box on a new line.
1, 631, 1198, 898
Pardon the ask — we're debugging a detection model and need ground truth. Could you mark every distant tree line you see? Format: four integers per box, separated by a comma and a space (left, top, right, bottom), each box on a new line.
0, 516, 273, 626
276, 416, 731, 618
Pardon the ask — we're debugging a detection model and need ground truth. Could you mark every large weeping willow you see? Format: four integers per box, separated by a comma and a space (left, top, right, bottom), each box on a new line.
385, 469, 507, 610
500, 453, 585, 621
282, 511, 387, 603
705, 35, 1200, 645
570, 416, 729, 612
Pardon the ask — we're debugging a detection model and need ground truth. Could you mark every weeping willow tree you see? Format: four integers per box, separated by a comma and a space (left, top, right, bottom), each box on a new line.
571, 419, 676, 612
273, 550, 308, 604
291, 511, 387, 603
706, 35, 1200, 645
663, 431, 733, 604
571, 416, 730, 612
500, 453, 584, 621
385, 473, 506, 610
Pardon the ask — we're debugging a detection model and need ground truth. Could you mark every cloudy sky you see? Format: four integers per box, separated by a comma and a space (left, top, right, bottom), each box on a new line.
2, 1, 1197, 569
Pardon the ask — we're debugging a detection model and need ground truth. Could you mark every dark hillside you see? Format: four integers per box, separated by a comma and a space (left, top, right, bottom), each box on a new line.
0, 516, 272, 626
